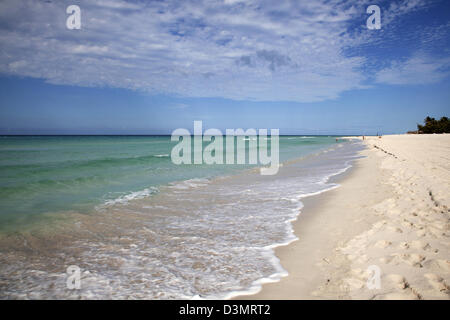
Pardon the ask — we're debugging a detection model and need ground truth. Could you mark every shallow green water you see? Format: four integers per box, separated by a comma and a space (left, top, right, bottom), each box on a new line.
0, 135, 340, 230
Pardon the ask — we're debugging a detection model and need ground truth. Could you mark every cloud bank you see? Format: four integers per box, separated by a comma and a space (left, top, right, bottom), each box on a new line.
0, 0, 447, 102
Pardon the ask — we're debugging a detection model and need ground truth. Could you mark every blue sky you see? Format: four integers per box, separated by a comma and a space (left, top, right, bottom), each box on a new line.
0, 0, 449, 135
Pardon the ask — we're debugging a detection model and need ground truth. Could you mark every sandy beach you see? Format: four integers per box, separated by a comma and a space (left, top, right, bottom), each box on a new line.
238, 134, 450, 300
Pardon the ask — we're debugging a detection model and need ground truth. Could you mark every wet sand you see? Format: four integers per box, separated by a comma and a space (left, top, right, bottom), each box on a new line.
237, 134, 450, 300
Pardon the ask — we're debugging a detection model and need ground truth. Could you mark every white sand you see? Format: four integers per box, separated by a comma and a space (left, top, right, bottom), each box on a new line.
237, 134, 450, 300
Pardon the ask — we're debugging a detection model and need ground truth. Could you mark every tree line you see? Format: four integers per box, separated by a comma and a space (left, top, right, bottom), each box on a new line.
415, 116, 450, 134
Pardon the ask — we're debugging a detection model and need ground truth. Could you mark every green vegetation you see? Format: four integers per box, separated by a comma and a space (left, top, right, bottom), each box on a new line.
417, 116, 450, 134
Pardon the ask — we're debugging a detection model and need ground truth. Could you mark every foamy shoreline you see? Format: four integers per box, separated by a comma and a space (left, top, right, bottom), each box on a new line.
0, 137, 362, 299
237, 134, 450, 300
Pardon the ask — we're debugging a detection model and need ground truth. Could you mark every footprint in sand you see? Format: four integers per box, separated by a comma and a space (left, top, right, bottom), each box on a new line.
423, 259, 450, 272
387, 226, 403, 233
374, 275, 422, 300
428, 226, 447, 237
398, 242, 410, 250
379, 255, 396, 264
374, 240, 392, 249
401, 219, 415, 229
410, 240, 433, 251
374, 291, 421, 300
416, 229, 427, 237
343, 277, 365, 290
424, 273, 450, 295
388, 253, 426, 268
373, 220, 388, 229
399, 240, 436, 252
386, 274, 409, 289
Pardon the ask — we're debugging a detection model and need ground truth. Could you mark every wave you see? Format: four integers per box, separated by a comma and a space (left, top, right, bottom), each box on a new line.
205, 142, 365, 299
286, 136, 315, 139
0, 138, 366, 300
98, 187, 159, 208
167, 178, 211, 190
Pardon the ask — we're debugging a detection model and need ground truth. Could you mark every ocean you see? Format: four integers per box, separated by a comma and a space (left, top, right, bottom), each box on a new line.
0, 135, 364, 299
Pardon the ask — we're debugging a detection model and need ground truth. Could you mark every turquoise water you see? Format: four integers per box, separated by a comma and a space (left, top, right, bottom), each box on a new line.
0, 135, 364, 299
0, 135, 340, 230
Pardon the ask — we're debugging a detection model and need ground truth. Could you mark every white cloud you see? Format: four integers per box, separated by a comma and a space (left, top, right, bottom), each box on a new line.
383, 0, 430, 24
375, 55, 450, 85
0, 0, 445, 102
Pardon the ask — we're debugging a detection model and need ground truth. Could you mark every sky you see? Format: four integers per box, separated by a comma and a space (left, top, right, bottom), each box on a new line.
0, 0, 449, 135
